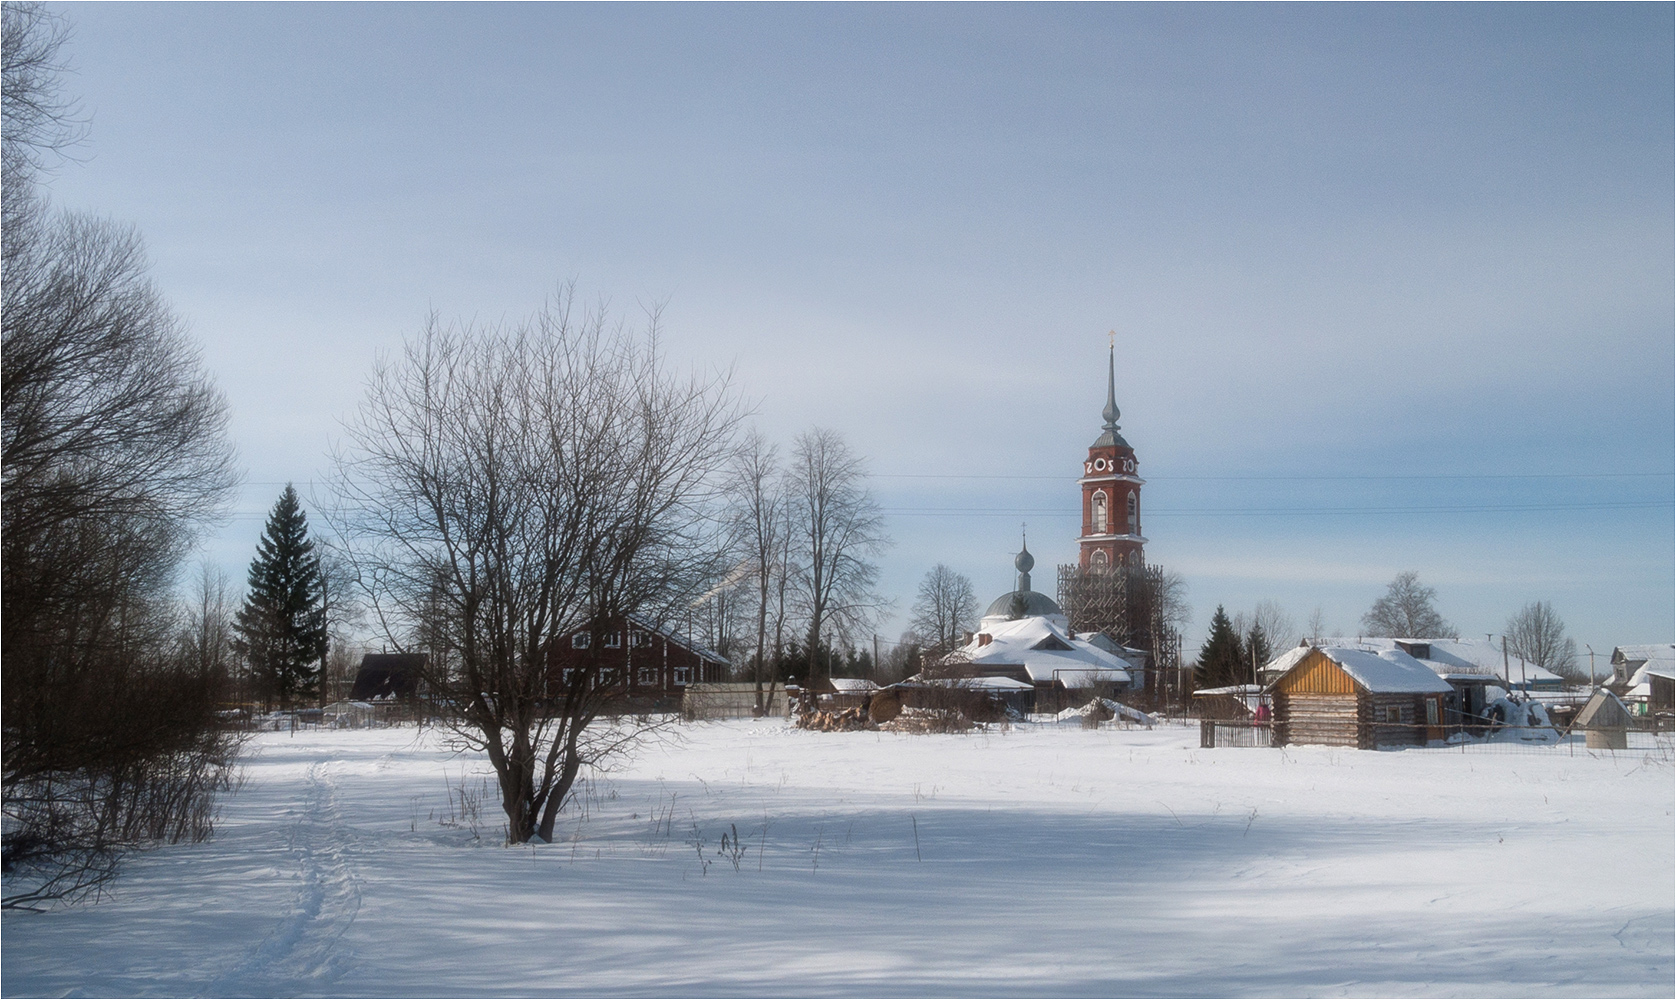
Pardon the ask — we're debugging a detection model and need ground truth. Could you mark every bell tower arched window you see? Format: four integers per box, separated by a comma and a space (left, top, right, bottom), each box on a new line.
1092, 490, 1109, 534
1126, 492, 1138, 534
1091, 549, 1108, 569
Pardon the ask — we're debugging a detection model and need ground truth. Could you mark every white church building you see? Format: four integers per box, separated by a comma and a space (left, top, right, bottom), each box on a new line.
935, 540, 1146, 712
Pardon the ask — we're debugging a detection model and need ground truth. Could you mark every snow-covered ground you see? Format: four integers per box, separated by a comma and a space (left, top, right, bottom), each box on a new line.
4, 721, 1672, 998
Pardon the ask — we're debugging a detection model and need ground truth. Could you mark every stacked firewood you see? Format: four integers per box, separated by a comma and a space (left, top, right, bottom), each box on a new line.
795, 706, 875, 732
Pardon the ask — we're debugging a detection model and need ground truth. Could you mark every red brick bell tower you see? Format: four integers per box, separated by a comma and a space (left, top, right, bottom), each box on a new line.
1078, 345, 1145, 570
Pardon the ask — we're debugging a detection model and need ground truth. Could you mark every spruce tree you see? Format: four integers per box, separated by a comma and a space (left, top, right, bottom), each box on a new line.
1246, 622, 1272, 678
1194, 605, 1246, 690
234, 485, 327, 707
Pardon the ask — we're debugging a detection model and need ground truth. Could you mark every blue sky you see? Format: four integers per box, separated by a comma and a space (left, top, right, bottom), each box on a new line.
44, 3, 1673, 661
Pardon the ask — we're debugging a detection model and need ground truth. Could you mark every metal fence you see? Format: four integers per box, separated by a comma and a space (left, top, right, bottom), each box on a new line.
1199, 717, 1672, 758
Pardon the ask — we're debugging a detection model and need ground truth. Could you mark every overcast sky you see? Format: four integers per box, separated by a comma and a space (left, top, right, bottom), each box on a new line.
43, 2, 1674, 664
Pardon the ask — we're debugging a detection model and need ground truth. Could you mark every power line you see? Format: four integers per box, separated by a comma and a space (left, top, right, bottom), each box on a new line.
871, 472, 1673, 482
877, 500, 1674, 517
237, 471, 1674, 488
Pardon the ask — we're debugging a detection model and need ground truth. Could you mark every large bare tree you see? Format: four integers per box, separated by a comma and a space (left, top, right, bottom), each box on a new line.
1505, 600, 1581, 682
1360, 571, 1453, 638
909, 564, 977, 655
331, 293, 741, 844
788, 428, 887, 691
729, 430, 790, 714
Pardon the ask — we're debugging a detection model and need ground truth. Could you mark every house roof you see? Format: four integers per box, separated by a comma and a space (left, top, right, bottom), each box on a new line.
1308, 637, 1561, 686
1272, 646, 1453, 695
1611, 644, 1674, 667
829, 678, 880, 693
350, 653, 426, 700
901, 674, 1036, 691
960, 615, 1134, 686
625, 614, 729, 666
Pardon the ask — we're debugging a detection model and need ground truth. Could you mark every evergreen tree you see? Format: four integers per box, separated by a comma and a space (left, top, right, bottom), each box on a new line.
1194, 605, 1246, 690
1245, 621, 1272, 678
234, 485, 327, 707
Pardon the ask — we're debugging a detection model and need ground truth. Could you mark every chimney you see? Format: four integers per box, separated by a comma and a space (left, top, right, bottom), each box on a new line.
978, 633, 993, 647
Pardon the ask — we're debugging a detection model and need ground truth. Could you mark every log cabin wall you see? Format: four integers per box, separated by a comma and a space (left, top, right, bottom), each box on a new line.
1275, 692, 1359, 746
1272, 649, 1358, 747
1362, 692, 1424, 748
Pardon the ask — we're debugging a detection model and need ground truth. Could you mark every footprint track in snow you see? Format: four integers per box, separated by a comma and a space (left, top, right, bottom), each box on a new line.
210, 759, 363, 995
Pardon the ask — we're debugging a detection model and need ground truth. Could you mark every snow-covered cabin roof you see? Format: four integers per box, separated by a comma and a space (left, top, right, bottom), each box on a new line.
1274, 646, 1453, 695
900, 674, 1036, 691
958, 615, 1134, 686
828, 678, 880, 694
1262, 645, 1312, 680
1311, 637, 1560, 686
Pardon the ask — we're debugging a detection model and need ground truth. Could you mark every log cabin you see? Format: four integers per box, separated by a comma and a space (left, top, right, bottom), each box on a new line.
1269, 646, 1452, 749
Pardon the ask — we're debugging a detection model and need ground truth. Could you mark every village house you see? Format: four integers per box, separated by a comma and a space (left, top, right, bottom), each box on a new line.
547, 616, 728, 710
1267, 645, 1452, 749
350, 652, 427, 702
1605, 645, 1675, 716
1306, 636, 1561, 726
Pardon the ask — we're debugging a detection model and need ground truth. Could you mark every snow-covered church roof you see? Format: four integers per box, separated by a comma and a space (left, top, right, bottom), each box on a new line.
958, 615, 1134, 687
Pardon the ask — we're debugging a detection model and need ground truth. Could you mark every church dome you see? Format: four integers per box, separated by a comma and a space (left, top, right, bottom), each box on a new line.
984, 589, 1063, 620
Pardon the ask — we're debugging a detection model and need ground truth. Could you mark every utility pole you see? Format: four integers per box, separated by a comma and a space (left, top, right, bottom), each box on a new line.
873, 633, 880, 681
1585, 644, 1596, 687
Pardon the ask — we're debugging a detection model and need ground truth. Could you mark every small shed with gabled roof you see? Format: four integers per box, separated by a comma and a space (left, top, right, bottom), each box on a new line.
1268, 645, 1452, 749
1572, 689, 1636, 749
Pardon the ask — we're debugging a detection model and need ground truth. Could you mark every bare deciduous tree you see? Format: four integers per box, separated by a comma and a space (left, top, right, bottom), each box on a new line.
179, 562, 239, 682
1361, 571, 1453, 639
1232, 600, 1298, 658
1305, 606, 1329, 644
2, 0, 242, 908
909, 564, 977, 655
1505, 600, 1582, 682
0, 2, 84, 187
788, 428, 888, 692
730, 431, 790, 715
330, 292, 742, 844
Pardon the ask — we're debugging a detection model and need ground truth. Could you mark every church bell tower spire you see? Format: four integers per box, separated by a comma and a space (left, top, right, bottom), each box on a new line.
1102, 342, 1120, 438
1078, 337, 1145, 570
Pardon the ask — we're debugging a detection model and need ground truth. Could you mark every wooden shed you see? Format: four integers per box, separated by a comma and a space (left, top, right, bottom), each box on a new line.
1269, 646, 1452, 749
1572, 689, 1635, 749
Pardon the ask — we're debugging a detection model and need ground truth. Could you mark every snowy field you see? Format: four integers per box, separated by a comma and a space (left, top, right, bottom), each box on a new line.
4, 720, 1672, 998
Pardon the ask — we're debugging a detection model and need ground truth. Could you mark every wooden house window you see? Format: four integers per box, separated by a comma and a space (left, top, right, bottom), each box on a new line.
637, 665, 657, 685
1384, 705, 1401, 723
571, 633, 590, 649
604, 632, 622, 649
1425, 699, 1439, 726
673, 665, 691, 686
631, 630, 652, 648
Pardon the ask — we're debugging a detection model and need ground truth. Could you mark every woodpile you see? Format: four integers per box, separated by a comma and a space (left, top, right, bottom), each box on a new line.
795, 706, 875, 732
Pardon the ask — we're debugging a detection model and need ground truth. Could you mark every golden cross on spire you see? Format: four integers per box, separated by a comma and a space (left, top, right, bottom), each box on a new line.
1108, 329, 1116, 349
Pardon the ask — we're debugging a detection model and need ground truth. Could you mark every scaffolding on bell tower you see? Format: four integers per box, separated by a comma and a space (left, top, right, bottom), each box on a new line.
1058, 560, 1186, 713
